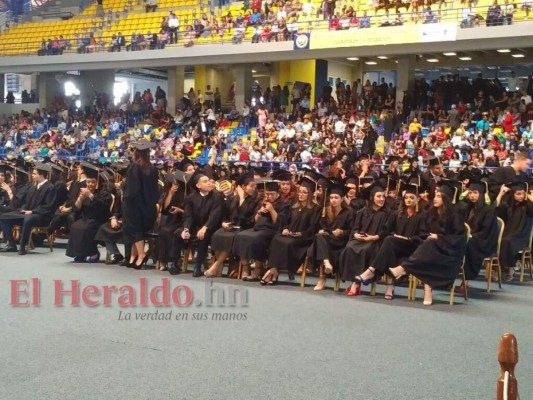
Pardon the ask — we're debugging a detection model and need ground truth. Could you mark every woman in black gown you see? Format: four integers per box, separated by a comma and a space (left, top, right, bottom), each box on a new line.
357, 183, 425, 299
205, 172, 260, 277
338, 182, 391, 296
260, 177, 320, 285
154, 172, 187, 271
233, 180, 290, 282
66, 167, 112, 262
390, 182, 467, 305
495, 181, 533, 281
306, 181, 353, 291
122, 139, 160, 269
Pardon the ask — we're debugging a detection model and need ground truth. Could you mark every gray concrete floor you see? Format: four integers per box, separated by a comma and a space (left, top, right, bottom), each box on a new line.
0, 245, 531, 400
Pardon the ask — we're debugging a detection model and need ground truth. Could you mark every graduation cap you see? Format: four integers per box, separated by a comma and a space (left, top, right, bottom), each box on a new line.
49, 163, 66, 175
358, 176, 375, 187
387, 155, 400, 164
509, 181, 529, 192
131, 138, 156, 151
344, 177, 358, 187
252, 167, 269, 179
178, 157, 195, 172
386, 177, 399, 193
215, 180, 233, 194
361, 181, 385, 201
302, 169, 322, 183
256, 179, 280, 192
467, 179, 488, 194
425, 156, 442, 167
235, 171, 255, 186
437, 180, 461, 204
33, 163, 52, 178
298, 176, 318, 194
356, 154, 371, 162
399, 182, 419, 197
329, 179, 347, 197
0, 163, 11, 174
271, 169, 293, 182
190, 169, 208, 189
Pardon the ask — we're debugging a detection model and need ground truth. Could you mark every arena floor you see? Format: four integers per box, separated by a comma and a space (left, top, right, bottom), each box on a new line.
0, 244, 531, 400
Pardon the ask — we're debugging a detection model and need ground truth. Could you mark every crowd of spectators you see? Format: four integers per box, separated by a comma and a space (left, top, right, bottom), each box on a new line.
1, 72, 533, 178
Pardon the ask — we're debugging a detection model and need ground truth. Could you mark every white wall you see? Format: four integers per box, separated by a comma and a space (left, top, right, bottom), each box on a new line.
327, 60, 354, 100
115, 74, 168, 101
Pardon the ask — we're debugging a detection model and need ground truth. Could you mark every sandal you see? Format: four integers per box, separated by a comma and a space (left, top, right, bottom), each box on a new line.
384, 286, 395, 300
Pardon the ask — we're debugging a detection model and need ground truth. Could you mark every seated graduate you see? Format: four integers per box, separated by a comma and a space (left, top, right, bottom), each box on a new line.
459, 180, 499, 290
306, 180, 353, 291
0, 163, 15, 211
357, 182, 425, 299
272, 169, 297, 205
205, 172, 261, 278
168, 170, 223, 277
494, 181, 533, 281
66, 164, 112, 262
153, 165, 189, 271
0, 163, 57, 255
46, 161, 87, 235
0, 162, 31, 215
389, 181, 467, 306
338, 182, 391, 296
260, 177, 320, 285
233, 179, 290, 282
348, 176, 374, 213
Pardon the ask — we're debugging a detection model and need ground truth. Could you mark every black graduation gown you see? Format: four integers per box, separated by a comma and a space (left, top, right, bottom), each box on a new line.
177, 190, 224, 238
267, 204, 320, 272
488, 166, 527, 202
122, 164, 159, 243
233, 198, 290, 262
0, 181, 57, 225
371, 211, 426, 275
306, 207, 353, 272
95, 188, 124, 244
211, 194, 261, 253
463, 201, 499, 280
348, 197, 366, 213
338, 206, 391, 281
155, 186, 187, 263
496, 200, 533, 268
401, 209, 467, 288
66, 190, 112, 257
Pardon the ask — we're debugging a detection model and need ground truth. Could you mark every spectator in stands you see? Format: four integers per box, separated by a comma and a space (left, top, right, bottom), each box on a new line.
380, 10, 393, 26
521, 0, 531, 17
423, 6, 436, 23
117, 32, 126, 50
232, 22, 245, 43
359, 11, 371, 27
486, 0, 503, 25
184, 25, 195, 47
168, 12, 180, 43
158, 30, 169, 48
145, 0, 157, 12
109, 34, 119, 52
503, 0, 514, 24
128, 33, 138, 51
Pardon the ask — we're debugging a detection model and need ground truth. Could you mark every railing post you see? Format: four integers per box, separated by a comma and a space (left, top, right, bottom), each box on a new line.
496, 333, 518, 400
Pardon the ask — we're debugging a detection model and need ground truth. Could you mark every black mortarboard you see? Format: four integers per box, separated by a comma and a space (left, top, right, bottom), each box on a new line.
131, 138, 156, 151
358, 176, 375, 186
271, 169, 293, 182
509, 181, 528, 192
467, 180, 488, 194
438, 180, 461, 204
317, 176, 331, 190
357, 154, 370, 162
457, 169, 473, 182
33, 163, 52, 179
178, 157, 195, 172
302, 169, 322, 182
258, 179, 280, 192
190, 169, 207, 188
252, 167, 269, 178
425, 156, 442, 167
165, 169, 189, 184
399, 182, 419, 196
236, 171, 255, 186
386, 177, 399, 192
0, 164, 11, 174
387, 155, 400, 164
329, 180, 346, 197
299, 176, 318, 193
344, 177, 358, 186
361, 181, 385, 201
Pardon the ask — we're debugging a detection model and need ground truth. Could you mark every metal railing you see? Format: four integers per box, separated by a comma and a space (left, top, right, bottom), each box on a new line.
0, 2, 529, 56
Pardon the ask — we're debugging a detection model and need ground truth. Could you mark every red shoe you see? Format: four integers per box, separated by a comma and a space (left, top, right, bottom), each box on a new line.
455, 282, 469, 294
346, 284, 361, 296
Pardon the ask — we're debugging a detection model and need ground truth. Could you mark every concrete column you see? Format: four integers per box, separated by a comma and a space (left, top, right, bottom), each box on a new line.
396, 55, 416, 109
233, 65, 252, 112
167, 66, 185, 114
0, 74, 4, 102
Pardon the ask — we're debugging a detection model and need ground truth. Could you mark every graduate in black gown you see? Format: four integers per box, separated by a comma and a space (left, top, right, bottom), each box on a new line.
260, 177, 320, 285
390, 181, 467, 306
122, 139, 160, 269
168, 170, 223, 277
0, 164, 14, 209
0, 164, 57, 255
357, 182, 426, 300
495, 181, 533, 281
488, 152, 531, 202
306, 180, 353, 291
205, 172, 261, 277
234, 180, 290, 282
339, 182, 391, 296
154, 170, 188, 271
0, 165, 30, 215
66, 166, 112, 262
460, 180, 499, 288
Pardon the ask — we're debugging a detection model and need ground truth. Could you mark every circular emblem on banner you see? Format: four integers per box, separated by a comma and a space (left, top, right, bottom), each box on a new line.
294, 34, 309, 49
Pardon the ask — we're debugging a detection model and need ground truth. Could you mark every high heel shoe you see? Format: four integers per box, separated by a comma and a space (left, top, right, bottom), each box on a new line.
346, 283, 361, 296
354, 274, 375, 286
389, 267, 406, 280
423, 288, 433, 306
127, 257, 138, 268
384, 287, 395, 301
204, 269, 222, 278
133, 255, 150, 270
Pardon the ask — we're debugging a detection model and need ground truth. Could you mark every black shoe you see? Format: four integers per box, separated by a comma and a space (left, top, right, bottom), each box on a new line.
73, 256, 86, 263
168, 266, 180, 275
119, 259, 129, 267
192, 268, 203, 277
18, 246, 27, 255
109, 254, 124, 265
1, 244, 18, 253
133, 255, 150, 270
126, 257, 138, 268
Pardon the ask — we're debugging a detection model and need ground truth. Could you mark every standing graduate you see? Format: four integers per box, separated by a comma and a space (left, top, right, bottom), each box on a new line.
390, 181, 467, 306
66, 165, 112, 262
122, 139, 160, 269
0, 164, 57, 255
260, 177, 320, 285
233, 180, 290, 282
338, 182, 391, 296
205, 172, 261, 277
306, 180, 353, 291
494, 181, 533, 281
459, 180, 499, 290
168, 170, 223, 277
488, 152, 531, 202
357, 182, 426, 299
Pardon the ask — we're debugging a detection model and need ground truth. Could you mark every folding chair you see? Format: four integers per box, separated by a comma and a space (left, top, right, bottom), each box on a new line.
484, 217, 504, 293
518, 224, 533, 282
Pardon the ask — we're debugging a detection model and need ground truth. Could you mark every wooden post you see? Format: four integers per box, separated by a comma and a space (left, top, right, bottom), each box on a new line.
496, 333, 518, 400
